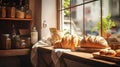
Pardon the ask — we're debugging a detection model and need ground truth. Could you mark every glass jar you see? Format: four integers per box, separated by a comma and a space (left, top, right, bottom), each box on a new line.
11, 35, 16, 49
31, 27, 38, 44
1, 3, 6, 18
7, 2, 16, 18
25, 37, 31, 48
20, 39, 26, 49
16, 0, 25, 18
1, 34, 11, 49
15, 35, 21, 49
16, 7, 25, 18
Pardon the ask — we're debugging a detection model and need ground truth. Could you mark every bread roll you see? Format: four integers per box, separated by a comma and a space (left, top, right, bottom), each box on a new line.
99, 49, 116, 57
105, 49, 116, 57
99, 49, 108, 55
115, 49, 120, 57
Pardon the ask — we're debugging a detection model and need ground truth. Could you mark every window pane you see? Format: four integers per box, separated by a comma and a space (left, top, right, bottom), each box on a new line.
108, 0, 120, 34
71, 0, 83, 6
85, 0, 100, 35
71, 6, 83, 35
62, 9, 71, 34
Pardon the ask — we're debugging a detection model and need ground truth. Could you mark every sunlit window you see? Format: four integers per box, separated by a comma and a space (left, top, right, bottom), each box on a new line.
58, 0, 120, 37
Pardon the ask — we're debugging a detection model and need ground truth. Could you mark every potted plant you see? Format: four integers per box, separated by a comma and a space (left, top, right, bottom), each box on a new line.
91, 14, 116, 38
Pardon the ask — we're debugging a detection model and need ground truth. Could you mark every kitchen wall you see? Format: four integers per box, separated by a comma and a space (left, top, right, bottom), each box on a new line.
41, 0, 57, 39
34, 0, 57, 40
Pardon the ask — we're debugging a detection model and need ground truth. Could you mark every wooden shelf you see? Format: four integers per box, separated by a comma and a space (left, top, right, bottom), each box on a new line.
0, 49, 30, 57
0, 18, 32, 21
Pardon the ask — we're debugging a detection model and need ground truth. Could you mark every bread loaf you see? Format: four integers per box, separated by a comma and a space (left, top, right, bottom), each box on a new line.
61, 34, 78, 50
49, 28, 62, 45
81, 36, 109, 49
53, 40, 62, 48
53, 34, 81, 50
53, 35, 110, 50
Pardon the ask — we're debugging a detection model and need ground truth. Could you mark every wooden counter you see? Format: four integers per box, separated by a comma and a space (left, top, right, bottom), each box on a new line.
37, 46, 120, 67
0, 49, 32, 67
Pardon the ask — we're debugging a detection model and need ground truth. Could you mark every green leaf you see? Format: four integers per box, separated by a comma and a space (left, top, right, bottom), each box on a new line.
91, 14, 116, 33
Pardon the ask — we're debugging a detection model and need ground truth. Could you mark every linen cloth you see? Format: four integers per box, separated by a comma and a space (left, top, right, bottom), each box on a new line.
51, 49, 71, 67
31, 39, 51, 67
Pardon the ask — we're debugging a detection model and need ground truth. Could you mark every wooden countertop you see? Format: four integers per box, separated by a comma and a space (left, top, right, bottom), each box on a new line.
37, 46, 120, 67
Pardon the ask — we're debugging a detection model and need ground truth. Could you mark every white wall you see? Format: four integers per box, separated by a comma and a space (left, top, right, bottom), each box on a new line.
41, 0, 56, 39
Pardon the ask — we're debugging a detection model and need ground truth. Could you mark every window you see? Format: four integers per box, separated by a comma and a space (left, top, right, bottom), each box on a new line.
58, 0, 120, 37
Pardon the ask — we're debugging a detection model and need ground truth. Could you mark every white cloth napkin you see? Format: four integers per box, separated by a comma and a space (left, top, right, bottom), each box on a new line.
51, 49, 71, 67
31, 39, 51, 67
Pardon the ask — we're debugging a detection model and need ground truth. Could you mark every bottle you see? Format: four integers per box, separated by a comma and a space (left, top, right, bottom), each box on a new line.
25, 3, 32, 19
31, 27, 38, 44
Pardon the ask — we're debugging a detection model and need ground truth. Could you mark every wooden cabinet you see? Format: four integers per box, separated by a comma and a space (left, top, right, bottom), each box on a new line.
0, 18, 32, 67
0, 18, 32, 55
0, 0, 33, 67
